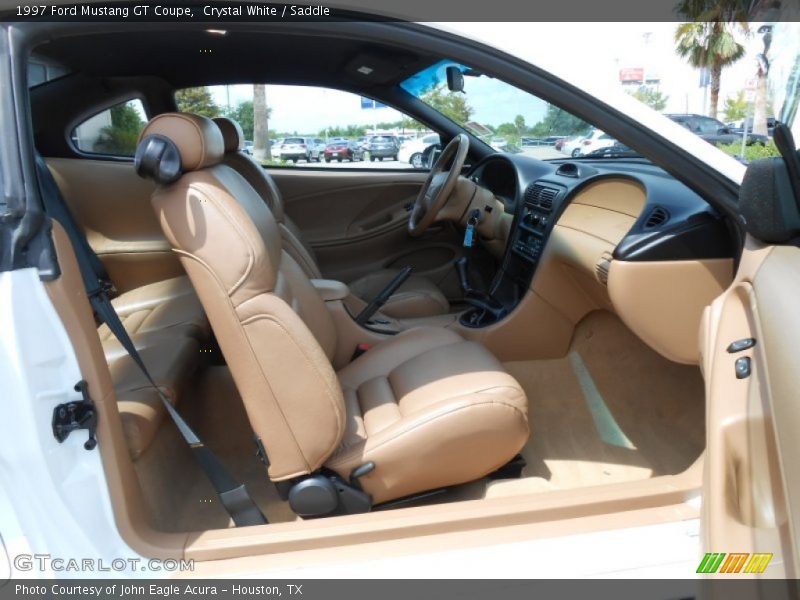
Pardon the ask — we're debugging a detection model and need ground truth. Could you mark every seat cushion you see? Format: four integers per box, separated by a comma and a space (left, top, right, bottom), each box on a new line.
99, 275, 210, 361
97, 275, 210, 458
348, 269, 449, 319
327, 328, 529, 504
109, 336, 200, 459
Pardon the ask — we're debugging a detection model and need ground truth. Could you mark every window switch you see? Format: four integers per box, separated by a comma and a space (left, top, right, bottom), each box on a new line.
727, 338, 756, 353
735, 357, 751, 379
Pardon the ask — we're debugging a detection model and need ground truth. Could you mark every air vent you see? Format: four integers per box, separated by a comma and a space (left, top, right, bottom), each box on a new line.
644, 206, 670, 229
556, 163, 579, 178
524, 184, 558, 212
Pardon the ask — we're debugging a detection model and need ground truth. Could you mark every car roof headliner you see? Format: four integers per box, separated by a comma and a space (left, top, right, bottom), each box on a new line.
33, 28, 437, 91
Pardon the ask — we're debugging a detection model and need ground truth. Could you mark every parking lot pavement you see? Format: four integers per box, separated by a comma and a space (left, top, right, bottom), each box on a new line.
280, 158, 414, 169
520, 146, 564, 160
273, 147, 564, 170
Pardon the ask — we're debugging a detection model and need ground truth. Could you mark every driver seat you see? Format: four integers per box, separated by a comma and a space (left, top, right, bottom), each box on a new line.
212, 117, 449, 319
135, 113, 529, 513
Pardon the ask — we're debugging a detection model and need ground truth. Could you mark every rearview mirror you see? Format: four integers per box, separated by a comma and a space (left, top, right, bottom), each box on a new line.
718, 127, 731, 135
446, 66, 464, 93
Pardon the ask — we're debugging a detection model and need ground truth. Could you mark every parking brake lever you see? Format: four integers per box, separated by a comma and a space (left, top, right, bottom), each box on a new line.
355, 266, 413, 326
455, 256, 472, 294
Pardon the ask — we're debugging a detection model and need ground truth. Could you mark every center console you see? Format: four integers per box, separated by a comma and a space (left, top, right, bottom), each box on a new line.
459, 180, 568, 328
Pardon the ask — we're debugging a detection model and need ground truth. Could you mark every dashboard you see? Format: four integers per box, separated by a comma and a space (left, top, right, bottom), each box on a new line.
460, 153, 734, 330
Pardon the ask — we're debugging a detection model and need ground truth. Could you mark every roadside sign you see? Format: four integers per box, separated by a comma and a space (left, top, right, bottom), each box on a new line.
361, 97, 388, 110
619, 67, 644, 83
465, 120, 492, 136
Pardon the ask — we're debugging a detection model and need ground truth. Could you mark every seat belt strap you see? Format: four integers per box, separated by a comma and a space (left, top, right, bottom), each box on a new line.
89, 290, 267, 527
36, 157, 267, 527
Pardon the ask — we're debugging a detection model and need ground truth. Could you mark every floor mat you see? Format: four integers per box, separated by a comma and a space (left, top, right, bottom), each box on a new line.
503, 311, 705, 490
134, 366, 297, 532
135, 311, 705, 530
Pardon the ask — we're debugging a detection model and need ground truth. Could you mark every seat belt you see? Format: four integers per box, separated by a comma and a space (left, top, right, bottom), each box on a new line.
35, 155, 267, 527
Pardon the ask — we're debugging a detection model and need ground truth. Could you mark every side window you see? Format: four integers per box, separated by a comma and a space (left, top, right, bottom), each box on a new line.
176, 85, 430, 169
698, 117, 721, 134
72, 99, 147, 157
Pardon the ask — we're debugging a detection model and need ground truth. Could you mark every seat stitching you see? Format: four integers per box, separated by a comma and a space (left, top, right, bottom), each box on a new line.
239, 313, 345, 463
327, 388, 526, 467
175, 253, 327, 477
167, 180, 257, 297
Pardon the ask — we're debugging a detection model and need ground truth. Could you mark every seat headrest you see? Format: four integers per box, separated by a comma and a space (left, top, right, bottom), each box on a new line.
138, 112, 224, 172
213, 117, 245, 153
135, 134, 183, 185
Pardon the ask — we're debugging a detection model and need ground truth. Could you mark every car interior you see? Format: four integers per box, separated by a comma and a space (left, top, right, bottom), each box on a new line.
17, 21, 774, 565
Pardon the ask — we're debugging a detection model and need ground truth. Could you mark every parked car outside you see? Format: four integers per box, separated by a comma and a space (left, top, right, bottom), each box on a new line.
399, 133, 440, 168
279, 136, 325, 162
666, 114, 768, 146
243, 140, 254, 155
367, 135, 400, 161
324, 140, 364, 162
561, 129, 617, 157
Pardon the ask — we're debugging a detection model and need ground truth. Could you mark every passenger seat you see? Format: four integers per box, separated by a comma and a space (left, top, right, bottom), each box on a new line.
36, 154, 210, 459
136, 113, 529, 513
212, 117, 450, 319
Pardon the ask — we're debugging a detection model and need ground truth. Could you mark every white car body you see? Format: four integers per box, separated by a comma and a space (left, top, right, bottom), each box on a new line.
398, 133, 440, 166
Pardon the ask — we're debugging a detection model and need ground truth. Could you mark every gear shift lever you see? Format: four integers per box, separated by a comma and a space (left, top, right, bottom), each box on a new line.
455, 256, 472, 294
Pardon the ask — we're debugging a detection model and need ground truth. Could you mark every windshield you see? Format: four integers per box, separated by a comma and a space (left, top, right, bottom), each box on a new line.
403, 23, 800, 163
401, 60, 590, 160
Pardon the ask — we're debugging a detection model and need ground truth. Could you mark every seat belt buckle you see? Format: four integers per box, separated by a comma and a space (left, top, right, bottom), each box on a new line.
87, 279, 116, 301
351, 343, 372, 361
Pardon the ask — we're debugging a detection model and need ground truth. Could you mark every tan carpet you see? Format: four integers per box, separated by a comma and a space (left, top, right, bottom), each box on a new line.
134, 311, 705, 531
503, 311, 705, 490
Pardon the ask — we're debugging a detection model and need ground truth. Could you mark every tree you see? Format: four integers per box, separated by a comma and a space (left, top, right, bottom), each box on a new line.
421, 86, 474, 125
628, 87, 670, 111
674, 0, 749, 119
93, 102, 144, 155
514, 115, 527, 135
752, 27, 772, 136
253, 84, 271, 161
530, 105, 591, 137
722, 90, 751, 122
175, 87, 221, 118
226, 100, 255, 140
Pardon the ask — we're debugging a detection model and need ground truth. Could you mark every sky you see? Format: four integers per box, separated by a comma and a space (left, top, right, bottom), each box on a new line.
209, 22, 776, 135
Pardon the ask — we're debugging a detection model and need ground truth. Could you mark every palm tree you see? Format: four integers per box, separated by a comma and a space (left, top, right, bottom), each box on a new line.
674, 0, 749, 119
253, 84, 271, 162
751, 26, 772, 136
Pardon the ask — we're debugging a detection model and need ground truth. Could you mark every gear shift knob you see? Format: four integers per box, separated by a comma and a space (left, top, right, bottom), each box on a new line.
455, 256, 471, 294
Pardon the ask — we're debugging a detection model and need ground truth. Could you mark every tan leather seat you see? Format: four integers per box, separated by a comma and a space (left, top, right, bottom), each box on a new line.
137, 113, 528, 510
39, 156, 210, 460
99, 275, 209, 361
213, 117, 449, 319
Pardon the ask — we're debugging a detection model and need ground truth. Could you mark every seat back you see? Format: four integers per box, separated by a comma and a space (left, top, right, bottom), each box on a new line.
213, 117, 322, 279
137, 113, 345, 481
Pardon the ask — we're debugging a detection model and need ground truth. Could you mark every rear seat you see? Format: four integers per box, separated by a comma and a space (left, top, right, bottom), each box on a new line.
38, 155, 210, 459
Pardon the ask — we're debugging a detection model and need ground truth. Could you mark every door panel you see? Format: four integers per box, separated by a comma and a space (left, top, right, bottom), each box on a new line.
701, 238, 798, 579
269, 168, 468, 299
46, 157, 182, 293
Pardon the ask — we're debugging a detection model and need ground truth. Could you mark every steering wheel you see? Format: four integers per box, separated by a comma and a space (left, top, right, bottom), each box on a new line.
408, 133, 470, 236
